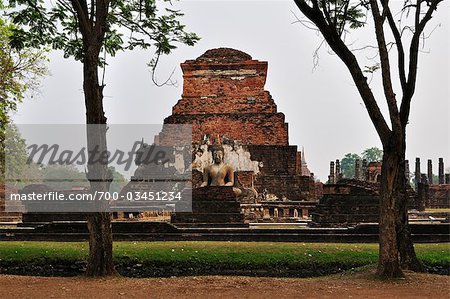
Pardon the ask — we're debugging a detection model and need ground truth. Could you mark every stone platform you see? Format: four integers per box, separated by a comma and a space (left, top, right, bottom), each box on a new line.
1, 221, 448, 243
171, 186, 244, 224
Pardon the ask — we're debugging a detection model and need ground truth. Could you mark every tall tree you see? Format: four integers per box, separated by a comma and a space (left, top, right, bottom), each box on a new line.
293, 0, 444, 277
6, 0, 198, 276
0, 5, 47, 182
362, 147, 383, 162
340, 152, 361, 178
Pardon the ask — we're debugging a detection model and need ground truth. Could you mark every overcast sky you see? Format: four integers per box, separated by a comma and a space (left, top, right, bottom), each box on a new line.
12, 0, 450, 181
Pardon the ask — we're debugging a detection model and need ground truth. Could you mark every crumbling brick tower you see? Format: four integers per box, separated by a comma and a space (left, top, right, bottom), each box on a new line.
162, 48, 316, 200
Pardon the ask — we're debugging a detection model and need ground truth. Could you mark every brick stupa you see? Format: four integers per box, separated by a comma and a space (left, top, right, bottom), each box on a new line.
162, 48, 317, 201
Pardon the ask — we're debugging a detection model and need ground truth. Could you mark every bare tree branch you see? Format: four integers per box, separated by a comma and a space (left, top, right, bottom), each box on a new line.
293, 0, 392, 145
370, 0, 401, 132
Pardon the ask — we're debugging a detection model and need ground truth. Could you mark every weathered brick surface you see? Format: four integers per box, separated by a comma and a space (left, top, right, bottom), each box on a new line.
247, 145, 298, 175
312, 181, 380, 227
428, 184, 450, 208
173, 92, 277, 115
165, 113, 288, 145
313, 179, 418, 227
162, 48, 288, 146
171, 186, 244, 224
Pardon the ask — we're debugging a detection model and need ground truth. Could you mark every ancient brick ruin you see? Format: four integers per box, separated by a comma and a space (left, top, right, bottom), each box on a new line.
415, 158, 450, 210
166, 48, 287, 145
312, 179, 380, 227
316, 158, 418, 227
0, 184, 21, 222
162, 48, 317, 204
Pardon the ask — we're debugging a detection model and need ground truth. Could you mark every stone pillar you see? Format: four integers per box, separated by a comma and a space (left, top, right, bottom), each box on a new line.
328, 161, 335, 184
421, 174, 428, 185
417, 182, 426, 211
438, 158, 444, 184
362, 159, 368, 181
415, 158, 421, 190
446, 174, 450, 184
355, 159, 361, 180
427, 159, 433, 185
335, 160, 341, 181
405, 160, 410, 183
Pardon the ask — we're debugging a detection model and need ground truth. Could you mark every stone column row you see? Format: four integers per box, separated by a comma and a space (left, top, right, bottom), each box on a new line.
328, 157, 448, 185
328, 160, 343, 184
414, 157, 448, 185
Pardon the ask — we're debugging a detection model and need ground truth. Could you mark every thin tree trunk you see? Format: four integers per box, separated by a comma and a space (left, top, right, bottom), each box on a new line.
83, 44, 115, 277
377, 137, 403, 278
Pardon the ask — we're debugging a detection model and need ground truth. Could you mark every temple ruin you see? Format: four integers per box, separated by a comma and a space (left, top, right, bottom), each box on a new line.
161, 48, 318, 204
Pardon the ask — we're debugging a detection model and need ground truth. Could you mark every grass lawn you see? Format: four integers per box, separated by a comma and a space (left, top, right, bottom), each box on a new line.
0, 241, 448, 267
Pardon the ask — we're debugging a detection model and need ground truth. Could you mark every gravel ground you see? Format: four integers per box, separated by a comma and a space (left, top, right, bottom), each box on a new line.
0, 270, 449, 299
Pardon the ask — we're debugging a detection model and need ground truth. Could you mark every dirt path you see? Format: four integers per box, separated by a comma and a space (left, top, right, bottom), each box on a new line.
1, 271, 449, 299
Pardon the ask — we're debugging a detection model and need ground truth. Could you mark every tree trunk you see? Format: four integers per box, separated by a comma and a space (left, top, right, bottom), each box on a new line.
394, 131, 424, 272
377, 130, 423, 277
397, 201, 424, 271
83, 44, 115, 277
377, 136, 403, 278
86, 211, 114, 276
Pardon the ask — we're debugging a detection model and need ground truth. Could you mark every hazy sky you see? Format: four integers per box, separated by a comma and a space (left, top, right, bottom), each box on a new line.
12, 1, 450, 181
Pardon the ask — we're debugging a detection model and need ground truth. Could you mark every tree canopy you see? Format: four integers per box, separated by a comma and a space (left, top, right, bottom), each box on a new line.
340, 147, 383, 179
0, 4, 48, 182
340, 152, 361, 178
6, 0, 199, 71
362, 147, 383, 162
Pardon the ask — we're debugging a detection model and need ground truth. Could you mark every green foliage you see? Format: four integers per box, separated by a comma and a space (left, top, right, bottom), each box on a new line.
340, 147, 383, 178
0, 10, 48, 183
6, 0, 199, 66
0, 15, 48, 109
363, 63, 380, 74
340, 153, 361, 178
1, 124, 28, 183
316, 0, 368, 35
362, 147, 383, 162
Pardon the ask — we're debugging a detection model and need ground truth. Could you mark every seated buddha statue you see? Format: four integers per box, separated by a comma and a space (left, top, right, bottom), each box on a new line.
200, 142, 242, 196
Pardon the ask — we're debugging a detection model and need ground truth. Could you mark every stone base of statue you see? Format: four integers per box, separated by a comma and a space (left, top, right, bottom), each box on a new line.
171, 186, 245, 225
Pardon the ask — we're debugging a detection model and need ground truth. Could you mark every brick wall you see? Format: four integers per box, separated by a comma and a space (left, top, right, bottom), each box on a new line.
428, 184, 450, 208
172, 91, 277, 115
164, 113, 289, 145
